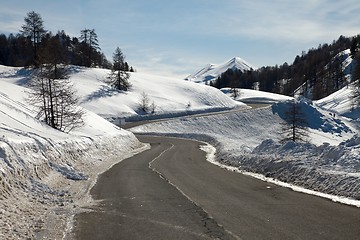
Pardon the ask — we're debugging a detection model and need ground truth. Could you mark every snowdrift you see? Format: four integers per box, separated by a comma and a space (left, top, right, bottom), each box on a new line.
248, 137, 360, 200
0, 65, 146, 238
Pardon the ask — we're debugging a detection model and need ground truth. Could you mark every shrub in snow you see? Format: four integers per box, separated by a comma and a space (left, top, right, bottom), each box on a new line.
138, 91, 157, 114
186, 101, 192, 109
150, 101, 157, 114
138, 91, 150, 113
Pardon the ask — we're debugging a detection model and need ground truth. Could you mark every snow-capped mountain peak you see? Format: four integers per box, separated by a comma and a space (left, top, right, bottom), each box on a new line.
226, 57, 253, 71
186, 57, 254, 83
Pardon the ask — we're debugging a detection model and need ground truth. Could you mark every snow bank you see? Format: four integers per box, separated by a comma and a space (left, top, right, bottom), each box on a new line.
221, 87, 293, 104
240, 137, 360, 200
0, 65, 146, 239
132, 106, 284, 154
0, 131, 145, 239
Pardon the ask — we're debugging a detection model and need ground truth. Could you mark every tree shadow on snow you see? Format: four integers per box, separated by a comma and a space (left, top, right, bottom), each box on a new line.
12, 68, 33, 86
272, 100, 351, 134
81, 85, 125, 103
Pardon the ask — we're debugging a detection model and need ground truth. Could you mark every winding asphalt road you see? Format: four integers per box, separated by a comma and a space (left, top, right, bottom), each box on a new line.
74, 135, 360, 240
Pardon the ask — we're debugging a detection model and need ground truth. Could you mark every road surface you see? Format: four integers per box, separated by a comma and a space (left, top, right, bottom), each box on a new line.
73, 135, 360, 240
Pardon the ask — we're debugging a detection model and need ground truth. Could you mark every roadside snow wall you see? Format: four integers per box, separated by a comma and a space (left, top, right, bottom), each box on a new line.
0, 132, 144, 239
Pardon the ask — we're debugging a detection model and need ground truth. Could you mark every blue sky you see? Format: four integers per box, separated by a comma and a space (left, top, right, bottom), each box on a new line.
1, 0, 360, 77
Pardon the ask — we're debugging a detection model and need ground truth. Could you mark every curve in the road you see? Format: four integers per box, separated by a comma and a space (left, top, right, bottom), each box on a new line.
73, 135, 360, 240
73, 136, 235, 240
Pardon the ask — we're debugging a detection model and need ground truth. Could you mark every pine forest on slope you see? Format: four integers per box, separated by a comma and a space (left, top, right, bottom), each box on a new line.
189, 35, 360, 101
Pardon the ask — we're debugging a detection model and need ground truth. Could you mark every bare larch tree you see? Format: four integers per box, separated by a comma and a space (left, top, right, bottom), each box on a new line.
281, 100, 309, 142
27, 35, 85, 132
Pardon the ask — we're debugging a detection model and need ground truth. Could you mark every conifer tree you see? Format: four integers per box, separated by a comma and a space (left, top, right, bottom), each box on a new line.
20, 11, 47, 66
351, 52, 360, 108
79, 28, 100, 67
106, 47, 131, 91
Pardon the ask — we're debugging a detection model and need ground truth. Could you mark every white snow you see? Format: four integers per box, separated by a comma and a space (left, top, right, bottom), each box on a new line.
69, 67, 243, 121
336, 49, 355, 76
1, 62, 360, 239
0, 64, 243, 239
315, 83, 359, 119
185, 57, 254, 83
200, 143, 360, 207
0, 65, 150, 239
221, 87, 293, 103
131, 87, 360, 206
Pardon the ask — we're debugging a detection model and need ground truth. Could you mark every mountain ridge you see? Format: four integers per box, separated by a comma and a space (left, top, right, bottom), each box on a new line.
185, 57, 254, 83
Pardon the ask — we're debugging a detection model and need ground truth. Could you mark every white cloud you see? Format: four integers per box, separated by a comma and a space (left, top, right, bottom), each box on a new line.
125, 46, 214, 78
1, 0, 359, 75
0, 8, 26, 33
177, 0, 360, 44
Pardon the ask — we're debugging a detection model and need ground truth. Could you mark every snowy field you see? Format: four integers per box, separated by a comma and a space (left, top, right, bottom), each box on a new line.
69, 66, 243, 121
0, 65, 240, 239
131, 87, 360, 206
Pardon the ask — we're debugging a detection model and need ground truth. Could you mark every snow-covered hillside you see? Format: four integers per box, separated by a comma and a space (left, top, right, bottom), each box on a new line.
1, 63, 360, 239
315, 83, 360, 122
294, 49, 355, 98
185, 57, 254, 84
68, 67, 243, 121
0, 64, 244, 239
0, 65, 150, 238
131, 87, 360, 206
335, 49, 354, 76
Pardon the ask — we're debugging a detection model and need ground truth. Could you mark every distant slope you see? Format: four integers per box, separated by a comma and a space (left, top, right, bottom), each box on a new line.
69, 67, 244, 120
315, 82, 360, 120
221, 88, 293, 104
185, 57, 254, 84
294, 49, 355, 98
